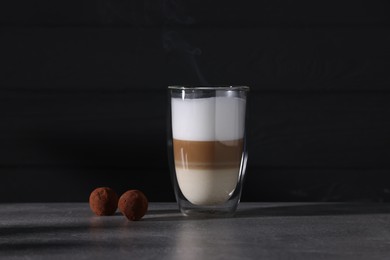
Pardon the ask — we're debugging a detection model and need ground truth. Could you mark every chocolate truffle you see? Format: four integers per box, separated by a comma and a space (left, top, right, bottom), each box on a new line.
118, 190, 148, 221
89, 187, 119, 216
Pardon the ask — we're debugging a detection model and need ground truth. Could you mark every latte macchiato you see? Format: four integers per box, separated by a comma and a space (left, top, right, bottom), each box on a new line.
171, 96, 246, 205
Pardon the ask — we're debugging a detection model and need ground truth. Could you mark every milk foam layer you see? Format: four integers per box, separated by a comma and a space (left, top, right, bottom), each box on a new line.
171, 96, 246, 141
175, 168, 239, 206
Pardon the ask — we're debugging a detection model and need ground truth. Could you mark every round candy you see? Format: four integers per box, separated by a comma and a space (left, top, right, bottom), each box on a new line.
118, 190, 148, 221
89, 187, 118, 216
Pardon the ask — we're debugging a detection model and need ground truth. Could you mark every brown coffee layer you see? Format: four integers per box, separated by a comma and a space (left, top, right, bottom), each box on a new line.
173, 139, 243, 170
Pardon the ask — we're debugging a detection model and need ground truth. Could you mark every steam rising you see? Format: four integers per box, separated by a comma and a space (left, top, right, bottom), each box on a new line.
162, 0, 209, 85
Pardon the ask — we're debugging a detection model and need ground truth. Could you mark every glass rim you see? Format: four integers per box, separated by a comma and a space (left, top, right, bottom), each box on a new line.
168, 85, 250, 91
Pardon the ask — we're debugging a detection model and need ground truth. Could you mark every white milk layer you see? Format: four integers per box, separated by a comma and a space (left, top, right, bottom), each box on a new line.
175, 168, 239, 206
171, 96, 246, 141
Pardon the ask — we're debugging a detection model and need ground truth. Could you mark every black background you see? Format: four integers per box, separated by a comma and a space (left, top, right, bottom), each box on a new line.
1, 1, 390, 202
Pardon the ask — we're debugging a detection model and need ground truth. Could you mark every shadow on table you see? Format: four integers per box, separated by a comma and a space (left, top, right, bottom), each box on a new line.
235, 203, 390, 218
0, 220, 127, 256
0, 241, 113, 256
0, 219, 124, 237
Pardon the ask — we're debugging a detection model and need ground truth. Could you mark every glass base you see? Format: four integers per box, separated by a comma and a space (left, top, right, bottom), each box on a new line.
177, 197, 240, 218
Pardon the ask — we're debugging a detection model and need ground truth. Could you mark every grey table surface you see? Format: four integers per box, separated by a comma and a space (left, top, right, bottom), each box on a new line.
1, 202, 390, 260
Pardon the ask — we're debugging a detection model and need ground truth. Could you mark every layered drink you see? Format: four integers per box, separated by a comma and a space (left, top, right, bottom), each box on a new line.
171, 95, 246, 205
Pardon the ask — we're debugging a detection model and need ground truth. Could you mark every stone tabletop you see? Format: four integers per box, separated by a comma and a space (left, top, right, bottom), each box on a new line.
1, 202, 390, 259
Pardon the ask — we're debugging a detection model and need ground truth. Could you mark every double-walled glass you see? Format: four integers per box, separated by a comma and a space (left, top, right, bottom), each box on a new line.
167, 86, 249, 217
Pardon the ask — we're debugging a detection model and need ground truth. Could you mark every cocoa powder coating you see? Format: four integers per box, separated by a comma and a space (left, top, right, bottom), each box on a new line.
89, 187, 119, 216
118, 190, 148, 221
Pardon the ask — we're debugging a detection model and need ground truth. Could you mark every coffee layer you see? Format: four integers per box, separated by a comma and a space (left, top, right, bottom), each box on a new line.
173, 139, 243, 170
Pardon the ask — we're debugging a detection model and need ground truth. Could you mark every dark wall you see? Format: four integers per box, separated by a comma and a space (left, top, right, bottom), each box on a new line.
1, 1, 390, 202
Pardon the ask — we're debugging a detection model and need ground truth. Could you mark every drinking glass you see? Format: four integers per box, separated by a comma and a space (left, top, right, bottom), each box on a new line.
167, 86, 249, 217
